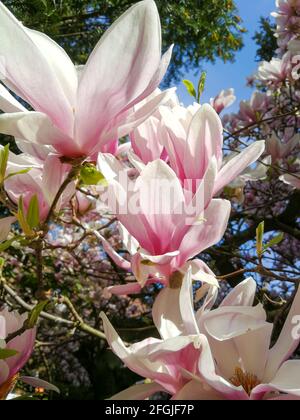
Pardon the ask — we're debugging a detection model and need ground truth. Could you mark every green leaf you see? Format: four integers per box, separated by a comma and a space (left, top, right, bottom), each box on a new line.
26, 195, 40, 229
256, 221, 265, 258
182, 79, 197, 99
4, 168, 32, 181
25, 301, 49, 329
197, 71, 207, 102
263, 232, 284, 251
0, 257, 4, 274
0, 237, 20, 253
80, 164, 108, 186
0, 348, 19, 360
16, 196, 33, 236
0, 145, 9, 184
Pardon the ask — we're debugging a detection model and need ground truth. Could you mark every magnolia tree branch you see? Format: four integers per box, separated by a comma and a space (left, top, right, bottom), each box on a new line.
44, 160, 83, 226
0, 279, 106, 341
224, 108, 300, 140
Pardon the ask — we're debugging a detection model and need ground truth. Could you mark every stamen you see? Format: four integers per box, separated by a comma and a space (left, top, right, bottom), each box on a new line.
230, 367, 260, 396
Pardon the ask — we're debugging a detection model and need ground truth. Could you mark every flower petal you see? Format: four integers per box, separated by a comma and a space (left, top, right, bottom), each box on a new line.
179, 268, 200, 335
20, 376, 60, 393
264, 285, 300, 381
172, 379, 224, 400
152, 287, 183, 340
108, 382, 164, 400
213, 141, 265, 195
178, 199, 231, 264
76, 0, 163, 150
0, 112, 78, 157
0, 2, 75, 133
0, 216, 16, 242
220, 277, 257, 307
184, 104, 223, 180
0, 83, 25, 113
253, 361, 300, 399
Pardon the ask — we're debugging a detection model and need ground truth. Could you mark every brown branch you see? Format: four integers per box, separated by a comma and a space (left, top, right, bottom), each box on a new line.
0, 280, 106, 341
44, 161, 83, 226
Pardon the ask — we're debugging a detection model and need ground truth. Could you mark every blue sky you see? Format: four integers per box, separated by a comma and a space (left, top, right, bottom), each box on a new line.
175, 0, 276, 110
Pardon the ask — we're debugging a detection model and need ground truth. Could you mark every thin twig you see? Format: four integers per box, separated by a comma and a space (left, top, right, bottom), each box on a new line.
0, 279, 106, 341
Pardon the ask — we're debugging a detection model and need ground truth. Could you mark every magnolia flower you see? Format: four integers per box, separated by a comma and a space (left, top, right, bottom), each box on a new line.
0, 216, 17, 243
130, 115, 167, 165
266, 132, 300, 163
172, 272, 300, 400
237, 92, 270, 126
274, 0, 300, 18
280, 172, 300, 188
0, 308, 35, 400
129, 89, 179, 164
101, 276, 257, 400
103, 269, 300, 400
288, 38, 300, 54
128, 103, 264, 195
157, 103, 265, 195
256, 53, 292, 87
0, 1, 173, 159
98, 155, 231, 289
220, 153, 271, 204
0, 147, 75, 223
100, 270, 219, 399
272, 1, 300, 52
210, 89, 236, 114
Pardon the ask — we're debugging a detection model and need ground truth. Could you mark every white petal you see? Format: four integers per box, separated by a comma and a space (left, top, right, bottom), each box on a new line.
108, 382, 164, 400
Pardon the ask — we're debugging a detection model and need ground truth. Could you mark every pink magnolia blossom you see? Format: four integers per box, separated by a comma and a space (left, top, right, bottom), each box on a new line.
0, 216, 17, 243
101, 275, 257, 400
129, 89, 179, 164
127, 102, 265, 195
237, 92, 270, 127
0, 308, 35, 400
280, 172, 300, 188
0, 1, 173, 159
157, 103, 265, 195
98, 154, 231, 289
266, 132, 300, 163
103, 269, 300, 400
256, 53, 293, 87
272, 1, 300, 52
1, 147, 75, 222
100, 269, 220, 399
210, 89, 236, 114
173, 272, 300, 401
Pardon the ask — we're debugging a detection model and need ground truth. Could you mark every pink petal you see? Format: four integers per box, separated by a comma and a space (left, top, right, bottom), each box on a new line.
177, 199, 231, 265
213, 141, 265, 195
0, 84, 26, 113
220, 277, 257, 307
264, 285, 300, 381
152, 287, 183, 339
108, 382, 164, 400
0, 3, 75, 134
76, 0, 163, 151
184, 104, 223, 180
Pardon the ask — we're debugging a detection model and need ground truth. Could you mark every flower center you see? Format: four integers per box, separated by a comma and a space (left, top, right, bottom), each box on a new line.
169, 271, 184, 289
230, 367, 260, 396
